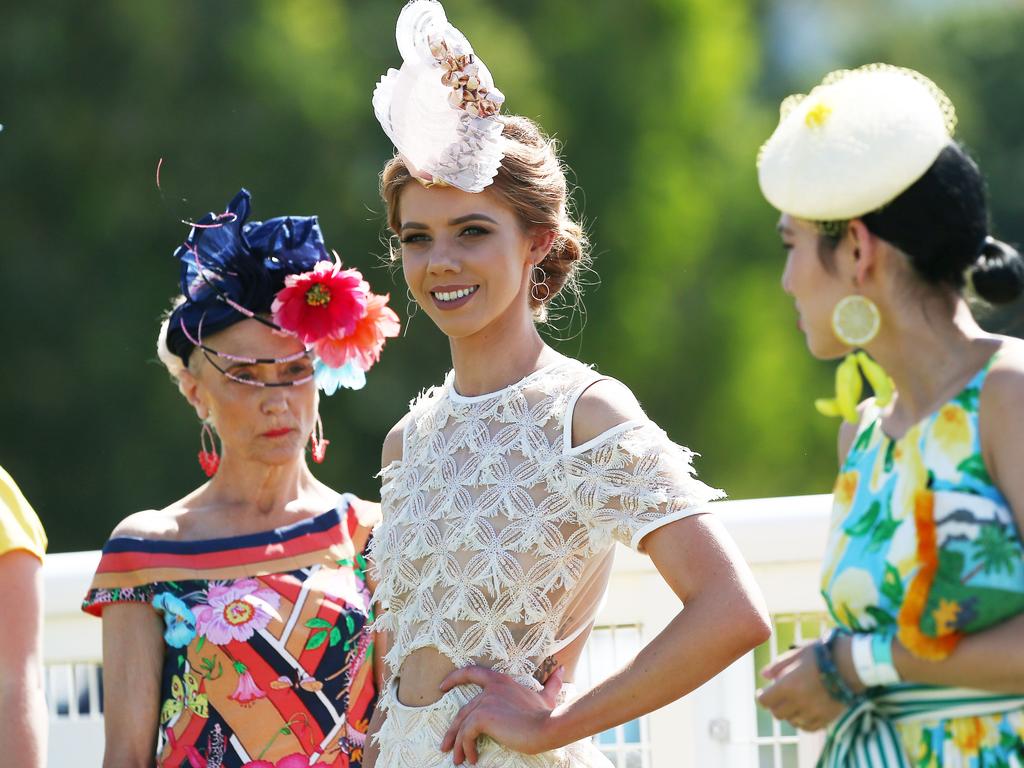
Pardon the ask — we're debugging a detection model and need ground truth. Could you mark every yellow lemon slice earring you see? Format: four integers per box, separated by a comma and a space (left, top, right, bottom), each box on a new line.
815, 295, 894, 423
832, 295, 881, 347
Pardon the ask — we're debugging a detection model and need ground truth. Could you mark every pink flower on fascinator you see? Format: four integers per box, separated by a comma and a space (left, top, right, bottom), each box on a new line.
313, 293, 401, 370
272, 262, 369, 344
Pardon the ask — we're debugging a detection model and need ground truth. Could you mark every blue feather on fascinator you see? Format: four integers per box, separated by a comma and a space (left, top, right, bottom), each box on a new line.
165, 188, 328, 365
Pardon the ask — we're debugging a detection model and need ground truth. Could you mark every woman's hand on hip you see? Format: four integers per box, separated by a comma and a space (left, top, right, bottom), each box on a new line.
439, 664, 565, 765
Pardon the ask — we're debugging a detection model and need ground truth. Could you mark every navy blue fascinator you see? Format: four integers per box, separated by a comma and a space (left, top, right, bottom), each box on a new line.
165, 189, 329, 365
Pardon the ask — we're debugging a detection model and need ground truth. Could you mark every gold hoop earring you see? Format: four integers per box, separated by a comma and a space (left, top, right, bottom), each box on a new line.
832, 295, 880, 347
530, 265, 551, 304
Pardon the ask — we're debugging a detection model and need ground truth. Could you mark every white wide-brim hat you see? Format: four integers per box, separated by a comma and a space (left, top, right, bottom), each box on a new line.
757, 64, 957, 221
373, 0, 506, 193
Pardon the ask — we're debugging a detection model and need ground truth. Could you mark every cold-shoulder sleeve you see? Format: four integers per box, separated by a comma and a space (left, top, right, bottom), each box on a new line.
0, 465, 47, 561
564, 420, 725, 552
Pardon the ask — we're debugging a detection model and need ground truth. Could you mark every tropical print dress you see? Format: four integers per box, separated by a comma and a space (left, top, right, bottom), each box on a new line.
82, 495, 379, 768
822, 352, 1024, 767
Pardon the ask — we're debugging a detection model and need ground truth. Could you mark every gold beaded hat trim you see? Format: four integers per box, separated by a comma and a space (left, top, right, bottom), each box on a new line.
372, 0, 506, 193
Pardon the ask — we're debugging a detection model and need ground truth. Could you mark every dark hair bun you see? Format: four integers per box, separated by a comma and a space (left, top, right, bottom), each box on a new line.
971, 237, 1024, 304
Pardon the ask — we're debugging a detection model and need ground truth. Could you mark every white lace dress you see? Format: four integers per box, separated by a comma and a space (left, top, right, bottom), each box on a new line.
371, 359, 724, 767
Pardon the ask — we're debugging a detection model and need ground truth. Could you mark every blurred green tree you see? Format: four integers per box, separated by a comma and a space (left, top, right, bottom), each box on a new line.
0, 0, 1019, 551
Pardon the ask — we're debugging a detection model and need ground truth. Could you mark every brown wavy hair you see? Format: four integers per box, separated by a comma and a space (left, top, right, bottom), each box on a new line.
380, 114, 589, 321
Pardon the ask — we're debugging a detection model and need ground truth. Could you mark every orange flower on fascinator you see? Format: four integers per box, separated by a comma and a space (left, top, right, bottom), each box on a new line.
314, 293, 401, 371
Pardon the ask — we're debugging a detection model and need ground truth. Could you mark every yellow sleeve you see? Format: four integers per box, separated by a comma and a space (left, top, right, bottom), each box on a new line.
0, 465, 48, 561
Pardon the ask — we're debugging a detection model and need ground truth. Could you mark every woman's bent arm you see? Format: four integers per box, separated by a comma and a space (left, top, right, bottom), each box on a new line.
441, 513, 771, 758
101, 603, 164, 768
440, 380, 771, 759
553, 513, 770, 748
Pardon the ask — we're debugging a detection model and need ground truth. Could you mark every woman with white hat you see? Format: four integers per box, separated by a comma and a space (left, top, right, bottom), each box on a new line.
756, 64, 1024, 766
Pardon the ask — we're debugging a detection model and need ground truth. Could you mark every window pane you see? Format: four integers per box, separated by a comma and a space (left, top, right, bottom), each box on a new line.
581, 626, 649, 765
622, 718, 641, 744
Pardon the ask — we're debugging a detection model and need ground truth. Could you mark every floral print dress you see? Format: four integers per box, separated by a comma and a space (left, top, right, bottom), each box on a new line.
83, 496, 379, 768
822, 352, 1024, 767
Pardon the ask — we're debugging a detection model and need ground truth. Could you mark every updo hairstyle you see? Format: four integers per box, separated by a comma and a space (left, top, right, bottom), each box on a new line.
817, 143, 1024, 305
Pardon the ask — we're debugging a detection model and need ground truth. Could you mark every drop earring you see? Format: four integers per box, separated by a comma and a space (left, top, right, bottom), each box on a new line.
530, 264, 550, 303
815, 351, 894, 424
198, 421, 220, 477
831, 294, 880, 347
310, 413, 330, 464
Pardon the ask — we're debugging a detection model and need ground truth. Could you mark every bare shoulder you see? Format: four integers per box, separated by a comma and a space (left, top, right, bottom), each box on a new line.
382, 413, 411, 469
986, 336, 1024, 382
980, 337, 1024, 426
348, 495, 383, 529
109, 505, 185, 541
571, 377, 649, 448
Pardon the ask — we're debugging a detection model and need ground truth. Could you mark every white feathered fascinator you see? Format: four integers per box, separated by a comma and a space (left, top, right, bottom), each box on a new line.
373, 0, 506, 193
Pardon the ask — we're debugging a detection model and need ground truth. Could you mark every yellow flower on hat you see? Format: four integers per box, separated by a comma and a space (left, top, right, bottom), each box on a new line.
805, 102, 832, 128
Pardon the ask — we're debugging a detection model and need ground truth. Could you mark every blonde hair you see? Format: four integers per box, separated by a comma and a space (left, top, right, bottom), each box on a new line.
156, 299, 188, 382
380, 115, 590, 321
155, 297, 203, 402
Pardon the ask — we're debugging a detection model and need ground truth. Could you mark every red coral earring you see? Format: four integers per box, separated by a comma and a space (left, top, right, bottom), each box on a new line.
198, 422, 220, 477
310, 413, 330, 464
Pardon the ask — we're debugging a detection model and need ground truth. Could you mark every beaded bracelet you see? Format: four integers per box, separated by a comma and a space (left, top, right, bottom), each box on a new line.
813, 631, 862, 707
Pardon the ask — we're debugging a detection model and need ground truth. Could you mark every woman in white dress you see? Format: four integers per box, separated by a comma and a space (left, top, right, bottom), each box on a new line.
365, 3, 772, 765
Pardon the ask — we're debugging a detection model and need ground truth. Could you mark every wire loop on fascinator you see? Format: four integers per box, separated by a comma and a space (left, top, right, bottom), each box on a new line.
164, 189, 400, 394
373, 0, 506, 192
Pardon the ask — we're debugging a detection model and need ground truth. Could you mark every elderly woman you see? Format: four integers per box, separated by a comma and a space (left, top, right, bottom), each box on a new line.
82, 189, 399, 768
756, 65, 1024, 766
0, 465, 48, 768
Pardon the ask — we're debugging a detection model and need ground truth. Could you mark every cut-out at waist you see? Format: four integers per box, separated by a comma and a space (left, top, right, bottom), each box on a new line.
395, 646, 579, 708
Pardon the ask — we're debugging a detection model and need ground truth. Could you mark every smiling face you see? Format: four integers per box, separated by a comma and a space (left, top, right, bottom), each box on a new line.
187, 319, 318, 465
397, 182, 541, 339
778, 214, 856, 360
